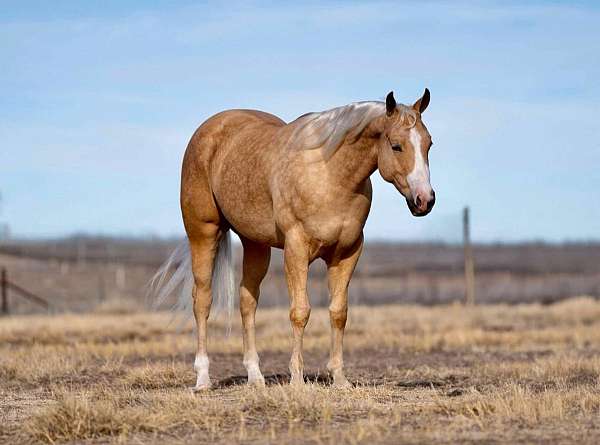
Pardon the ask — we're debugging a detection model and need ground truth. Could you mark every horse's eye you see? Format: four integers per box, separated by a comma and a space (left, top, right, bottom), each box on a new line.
386, 135, 403, 152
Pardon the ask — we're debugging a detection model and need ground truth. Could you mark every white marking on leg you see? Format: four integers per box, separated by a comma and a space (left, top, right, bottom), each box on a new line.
193, 354, 211, 390
243, 355, 265, 385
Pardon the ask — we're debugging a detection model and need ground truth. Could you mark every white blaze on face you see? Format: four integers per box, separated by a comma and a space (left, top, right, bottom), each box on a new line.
406, 127, 432, 201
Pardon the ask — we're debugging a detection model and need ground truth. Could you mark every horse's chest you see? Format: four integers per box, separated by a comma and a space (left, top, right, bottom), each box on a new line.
305, 211, 365, 251
277, 183, 371, 251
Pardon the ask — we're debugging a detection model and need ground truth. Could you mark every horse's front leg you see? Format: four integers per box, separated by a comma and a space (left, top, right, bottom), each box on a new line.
325, 234, 364, 388
283, 230, 310, 385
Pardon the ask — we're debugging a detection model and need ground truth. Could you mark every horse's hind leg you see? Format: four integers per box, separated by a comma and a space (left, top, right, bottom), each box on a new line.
188, 224, 222, 392
239, 238, 271, 385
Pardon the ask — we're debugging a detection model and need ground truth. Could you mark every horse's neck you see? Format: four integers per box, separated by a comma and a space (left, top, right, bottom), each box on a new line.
326, 118, 382, 190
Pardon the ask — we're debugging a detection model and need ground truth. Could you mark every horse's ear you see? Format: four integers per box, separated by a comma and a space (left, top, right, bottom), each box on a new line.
413, 88, 430, 113
386, 91, 396, 116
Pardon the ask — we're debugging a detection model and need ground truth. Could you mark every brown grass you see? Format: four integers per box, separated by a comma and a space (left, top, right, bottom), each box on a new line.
1, 298, 600, 444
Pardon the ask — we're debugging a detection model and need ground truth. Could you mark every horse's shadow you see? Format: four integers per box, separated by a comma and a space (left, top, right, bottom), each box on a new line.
215, 372, 335, 389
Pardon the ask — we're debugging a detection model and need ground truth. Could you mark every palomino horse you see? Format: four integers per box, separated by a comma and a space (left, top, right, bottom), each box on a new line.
154, 89, 435, 391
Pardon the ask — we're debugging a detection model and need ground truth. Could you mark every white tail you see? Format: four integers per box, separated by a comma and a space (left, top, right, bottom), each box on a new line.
149, 231, 235, 332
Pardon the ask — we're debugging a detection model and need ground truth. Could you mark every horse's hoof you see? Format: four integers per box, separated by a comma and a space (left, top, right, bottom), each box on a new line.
332, 378, 353, 389
290, 377, 304, 386
190, 383, 212, 393
248, 376, 266, 387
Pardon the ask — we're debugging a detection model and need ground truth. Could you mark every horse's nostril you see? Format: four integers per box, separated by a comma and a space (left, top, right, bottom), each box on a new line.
415, 195, 422, 208
427, 197, 435, 211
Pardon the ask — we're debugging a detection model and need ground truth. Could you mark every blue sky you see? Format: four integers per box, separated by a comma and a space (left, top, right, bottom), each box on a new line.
1, 1, 599, 242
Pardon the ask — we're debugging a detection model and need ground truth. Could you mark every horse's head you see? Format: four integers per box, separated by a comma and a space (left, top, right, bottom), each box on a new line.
377, 89, 435, 217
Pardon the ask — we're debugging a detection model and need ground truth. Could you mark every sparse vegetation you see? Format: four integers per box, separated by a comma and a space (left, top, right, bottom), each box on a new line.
1, 298, 600, 444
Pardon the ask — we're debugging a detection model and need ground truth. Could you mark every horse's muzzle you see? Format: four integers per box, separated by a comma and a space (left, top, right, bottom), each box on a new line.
407, 190, 435, 217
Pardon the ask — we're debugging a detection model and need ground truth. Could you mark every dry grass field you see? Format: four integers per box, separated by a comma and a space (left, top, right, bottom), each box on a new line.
1, 298, 600, 444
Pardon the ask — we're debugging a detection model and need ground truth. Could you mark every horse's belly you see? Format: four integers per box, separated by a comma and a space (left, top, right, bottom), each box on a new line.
212, 172, 280, 246
220, 197, 280, 246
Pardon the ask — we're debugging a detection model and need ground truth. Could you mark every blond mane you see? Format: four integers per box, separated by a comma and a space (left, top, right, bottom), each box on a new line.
289, 101, 416, 158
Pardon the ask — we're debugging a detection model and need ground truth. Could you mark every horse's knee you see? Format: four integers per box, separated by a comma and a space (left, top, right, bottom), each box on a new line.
239, 287, 259, 318
289, 305, 311, 328
329, 304, 347, 329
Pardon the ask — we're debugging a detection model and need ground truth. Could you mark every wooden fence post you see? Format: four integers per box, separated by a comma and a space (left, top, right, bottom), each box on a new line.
463, 207, 476, 305
97, 273, 106, 303
1, 268, 8, 315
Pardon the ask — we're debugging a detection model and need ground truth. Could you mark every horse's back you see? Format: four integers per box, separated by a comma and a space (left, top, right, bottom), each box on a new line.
183, 109, 286, 170
229, 109, 287, 127
184, 109, 284, 167
198, 109, 285, 142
